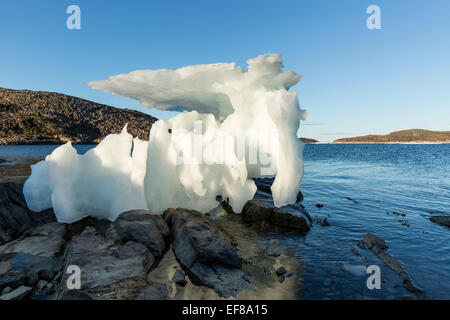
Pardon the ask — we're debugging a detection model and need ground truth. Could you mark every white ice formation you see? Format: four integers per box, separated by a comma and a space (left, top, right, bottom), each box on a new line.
24, 53, 307, 223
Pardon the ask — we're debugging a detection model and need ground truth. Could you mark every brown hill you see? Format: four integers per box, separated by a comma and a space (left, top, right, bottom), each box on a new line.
0, 88, 157, 145
300, 137, 319, 144
333, 129, 450, 144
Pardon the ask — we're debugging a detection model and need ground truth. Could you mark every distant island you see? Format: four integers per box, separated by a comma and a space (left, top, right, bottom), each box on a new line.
300, 137, 318, 144
333, 129, 450, 144
0, 88, 157, 145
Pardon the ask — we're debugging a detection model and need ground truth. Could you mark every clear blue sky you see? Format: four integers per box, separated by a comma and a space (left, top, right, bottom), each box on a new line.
1, 0, 449, 142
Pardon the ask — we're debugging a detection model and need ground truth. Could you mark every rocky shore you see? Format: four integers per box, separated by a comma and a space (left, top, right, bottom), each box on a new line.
0, 181, 310, 300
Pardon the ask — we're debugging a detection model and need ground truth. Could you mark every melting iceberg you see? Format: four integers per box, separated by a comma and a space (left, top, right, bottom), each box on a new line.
24, 53, 307, 222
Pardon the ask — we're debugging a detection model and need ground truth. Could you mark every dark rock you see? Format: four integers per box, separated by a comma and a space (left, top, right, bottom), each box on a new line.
254, 178, 304, 203
1, 286, 12, 295
59, 289, 95, 300
264, 266, 271, 276
351, 248, 361, 256
0, 261, 12, 275
0, 253, 63, 292
241, 200, 310, 233
135, 282, 169, 300
0, 222, 67, 257
172, 269, 187, 287
0, 182, 56, 245
276, 267, 287, 276
113, 210, 170, 259
430, 216, 450, 228
279, 275, 285, 283
362, 233, 388, 252
37, 280, 48, 290
163, 208, 252, 298
58, 227, 154, 300
316, 204, 324, 208
0, 285, 32, 300
321, 218, 330, 226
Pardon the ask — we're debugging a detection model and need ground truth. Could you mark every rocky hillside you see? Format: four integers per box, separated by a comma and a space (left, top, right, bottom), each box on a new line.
0, 88, 157, 145
333, 129, 450, 144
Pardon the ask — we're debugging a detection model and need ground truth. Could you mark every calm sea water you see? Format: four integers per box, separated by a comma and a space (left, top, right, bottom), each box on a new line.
0, 143, 449, 299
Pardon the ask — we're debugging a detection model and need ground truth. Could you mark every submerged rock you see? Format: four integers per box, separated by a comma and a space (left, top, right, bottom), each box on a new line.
361, 233, 422, 295
164, 208, 252, 298
58, 289, 96, 300
430, 216, 450, 228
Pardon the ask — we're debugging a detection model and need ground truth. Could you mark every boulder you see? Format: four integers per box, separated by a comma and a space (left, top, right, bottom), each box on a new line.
0, 183, 56, 244
0, 222, 67, 257
113, 210, 170, 259
163, 208, 252, 298
172, 269, 187, 287
58, 227, 154, 300
430, 216, 450, 228
241, 200, 310, 233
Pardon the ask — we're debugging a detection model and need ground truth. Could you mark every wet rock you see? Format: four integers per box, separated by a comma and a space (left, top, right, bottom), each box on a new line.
1, 286, 12, 295
321, 218, 330, 226
37, 280, 48, 290
0, 285, 32, 300
0, 261, 12, 275
0, 253, 63, 292
58, 227, 154, 300
351, 248, 361, 256
276, 266, 287, 276
172, 269, 187, 287
430, 216, 450, 228
113, 210, 170, 259
59, 289, 95, 300
362, 233, 388, 252
279, 275, 285, 283
316, 204, 324, 208
0, 222, 67, 257
164, 208, 252, 298
135, 282, 169, 300
241, 200, 310, 233
0, 183, 56, 245
265, 239, 282, 257
361, 233, 422, 294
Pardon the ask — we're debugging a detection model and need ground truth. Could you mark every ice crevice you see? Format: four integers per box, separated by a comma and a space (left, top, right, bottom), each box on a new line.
24, 53, 307, 223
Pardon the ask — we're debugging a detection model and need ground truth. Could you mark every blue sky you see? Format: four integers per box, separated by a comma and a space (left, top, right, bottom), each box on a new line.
1, 0, 449, 142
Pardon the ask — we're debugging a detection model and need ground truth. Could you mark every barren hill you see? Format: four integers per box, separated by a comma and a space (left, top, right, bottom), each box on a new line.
333, 129, 450, 144
0, 88, 157, 145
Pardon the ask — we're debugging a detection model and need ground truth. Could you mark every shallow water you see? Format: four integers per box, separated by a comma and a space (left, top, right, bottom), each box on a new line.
0, 143, 449, 299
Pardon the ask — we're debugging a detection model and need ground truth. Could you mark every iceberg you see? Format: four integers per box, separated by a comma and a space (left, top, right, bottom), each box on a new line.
24, 53, 307, 222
